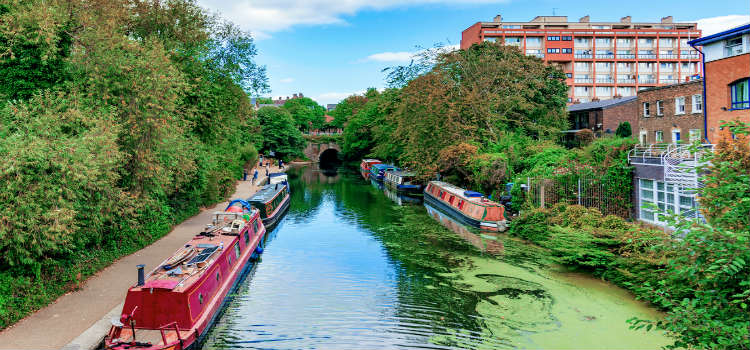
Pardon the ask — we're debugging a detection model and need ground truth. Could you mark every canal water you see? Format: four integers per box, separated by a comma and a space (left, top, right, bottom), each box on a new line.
202, 165, 672, 349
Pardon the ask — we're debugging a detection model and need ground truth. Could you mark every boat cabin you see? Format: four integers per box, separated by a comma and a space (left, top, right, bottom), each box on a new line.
248, 183, 289, 219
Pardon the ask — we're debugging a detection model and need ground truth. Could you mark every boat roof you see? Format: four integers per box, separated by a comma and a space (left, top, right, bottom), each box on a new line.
269, 172, 287, 178
134, 209, 259, 293
390, 171, 415, 177
362, 159, 381, 163
373, 163, 398, 170
429, 181, 501, 206
248, 183, 286, 203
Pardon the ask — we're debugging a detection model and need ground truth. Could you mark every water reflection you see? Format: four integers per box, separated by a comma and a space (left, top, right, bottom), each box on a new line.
424, 202, 504, 255
201, 165, 673, 350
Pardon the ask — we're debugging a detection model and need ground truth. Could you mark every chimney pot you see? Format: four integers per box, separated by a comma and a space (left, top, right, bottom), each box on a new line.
493, 14, 502, 22
661, 16, 673, 23
620, 16, 631, 23
136, 264, 145, 286
579, 15, 590, 23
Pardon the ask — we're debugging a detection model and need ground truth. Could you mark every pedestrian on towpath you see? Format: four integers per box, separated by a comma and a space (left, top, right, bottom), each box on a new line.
253, 169, 258, 184
243, 169, 248, 181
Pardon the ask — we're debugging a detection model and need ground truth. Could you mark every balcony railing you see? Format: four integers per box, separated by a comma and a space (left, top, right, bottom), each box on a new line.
595, 54, 615, 59
617, 79, 636, 84
527, 53, 545, 58
574, 78, 593, 84
575, 54, 593, 59
660, 79, 679, 84
681, 54, 699, 60
618, 54, 636, 59
639, 79, 657, 84
638, 54, 657, 59
596, 78, 614, 84
660, 54, 678, 59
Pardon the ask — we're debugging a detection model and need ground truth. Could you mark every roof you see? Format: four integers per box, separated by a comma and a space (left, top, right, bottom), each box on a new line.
391, 171, 415, 177
247, 183, 285, 203
567, 96, 637, 112
689, 24, 750, 46
637, 78, 703, 93
372, 163, 398, 170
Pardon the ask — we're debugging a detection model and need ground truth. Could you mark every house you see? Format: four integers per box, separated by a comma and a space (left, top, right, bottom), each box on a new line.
326, 104, 337, 112
689, 24, 750, 142
636, 79, 704, 145
566, 96, 638, 136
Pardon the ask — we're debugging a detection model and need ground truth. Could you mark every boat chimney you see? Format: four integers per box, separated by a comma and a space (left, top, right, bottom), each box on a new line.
136, 264, 145, 286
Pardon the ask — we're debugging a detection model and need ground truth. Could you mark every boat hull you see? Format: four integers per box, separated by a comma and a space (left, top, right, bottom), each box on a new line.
423, 190, 504, 231
261, 193, 291, 230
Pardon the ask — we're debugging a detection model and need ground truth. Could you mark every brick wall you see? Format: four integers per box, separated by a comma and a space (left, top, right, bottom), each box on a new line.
705, 53, 750, 142
461, 23, 482, 49
603, 99, 638, 136
637, 80, 704, 144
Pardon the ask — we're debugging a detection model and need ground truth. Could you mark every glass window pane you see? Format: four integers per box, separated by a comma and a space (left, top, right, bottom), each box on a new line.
658, 192, 665, 202
667, 193, 675, 204
641, 209, 655, 221
641, 189, 654, 200
640, 179, 654, 188
657, 181, 665, 191
680, 196, 694, 207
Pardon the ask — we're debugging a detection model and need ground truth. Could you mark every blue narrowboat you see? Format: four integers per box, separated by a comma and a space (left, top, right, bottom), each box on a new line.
369, 164, 398, 182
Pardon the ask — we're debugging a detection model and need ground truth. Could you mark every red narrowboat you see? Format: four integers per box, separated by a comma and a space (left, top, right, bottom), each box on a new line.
359, 159, 382, 180
423, 181, 508, 231
103, 202, 266, 350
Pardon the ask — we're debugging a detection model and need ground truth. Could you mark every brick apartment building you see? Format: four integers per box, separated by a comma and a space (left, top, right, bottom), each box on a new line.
689, 24, 750, 142
567, 96, 638, 136
461, 15, 702, 103
637, 79, 704, 144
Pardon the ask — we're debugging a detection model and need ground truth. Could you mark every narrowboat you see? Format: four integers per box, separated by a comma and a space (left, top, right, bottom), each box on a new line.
384, 171, 423, 193
247, 182, 290, 229
369, 163, 398, 182
104, 203, 266, 350
359, 159, 382, 180
423, 181, 508, 231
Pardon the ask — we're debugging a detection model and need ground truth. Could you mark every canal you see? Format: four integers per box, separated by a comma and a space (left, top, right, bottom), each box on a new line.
202, 165, 672, 349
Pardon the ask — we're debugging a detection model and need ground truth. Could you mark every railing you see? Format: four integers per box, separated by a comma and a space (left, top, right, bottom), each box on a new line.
618, 54, 636, 59
617, 79, 636, 84
681, 54, 699, 60
596, 78, 614, 84
638, 54, 657, 59
639, 79, 657, 84
662, 144, 714, 189
660, 79, 679, 84
595, 54, 615, 59
575, 54, 593, 59
159, 322, 184, 347
628, 144, 669, 165
660, 54, 678, 59
574, 78, 593, 83
527, 53, 545, 58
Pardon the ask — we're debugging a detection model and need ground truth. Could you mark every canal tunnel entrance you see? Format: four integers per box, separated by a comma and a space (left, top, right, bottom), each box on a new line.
319, 148, 341, 168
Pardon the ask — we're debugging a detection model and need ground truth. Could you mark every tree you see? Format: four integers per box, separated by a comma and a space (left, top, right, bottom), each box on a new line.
257, 107, 305, 159
615, 122, 632, 138
330, 93, 369, 129
282, 97, 325, 132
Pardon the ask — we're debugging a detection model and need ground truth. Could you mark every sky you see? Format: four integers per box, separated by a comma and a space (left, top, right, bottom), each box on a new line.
196, 0, 750, 106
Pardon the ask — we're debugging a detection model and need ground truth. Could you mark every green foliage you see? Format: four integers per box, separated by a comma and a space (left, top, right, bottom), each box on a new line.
282, 97, 326, 132
329, 92, 371, 129
615, 122, 633, 138
257, 107, 306, 160
0, 0, 264, 329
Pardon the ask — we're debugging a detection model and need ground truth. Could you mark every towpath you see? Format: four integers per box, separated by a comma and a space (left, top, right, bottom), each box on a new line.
0, 163, 282, 350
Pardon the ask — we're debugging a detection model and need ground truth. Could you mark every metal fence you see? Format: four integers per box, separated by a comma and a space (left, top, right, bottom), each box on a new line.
526, 173, 632, 218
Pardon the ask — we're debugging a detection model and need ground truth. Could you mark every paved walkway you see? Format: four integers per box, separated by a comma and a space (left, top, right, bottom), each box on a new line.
0, 164, 279, 350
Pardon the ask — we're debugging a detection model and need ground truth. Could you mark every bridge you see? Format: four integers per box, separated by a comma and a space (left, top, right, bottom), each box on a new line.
303, 140, 341, 164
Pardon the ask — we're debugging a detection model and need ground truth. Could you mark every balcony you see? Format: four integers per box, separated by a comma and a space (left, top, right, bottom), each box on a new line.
639, 79, 657, 84
681, 53, 699, 60
660, 54, 678, 59
660, 79, 679, 84
527, 53, 545, 59
617, 79, 636, 84
575, 54, 593, 59
596, 78, 614, 84
595, 54, 615, 59
618, 54, 636, 59
574, 78, 593, 84
638, 54, 657, 59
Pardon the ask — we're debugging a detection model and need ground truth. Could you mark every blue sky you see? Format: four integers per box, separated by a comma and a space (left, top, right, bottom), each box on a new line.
196, 0, 750, 105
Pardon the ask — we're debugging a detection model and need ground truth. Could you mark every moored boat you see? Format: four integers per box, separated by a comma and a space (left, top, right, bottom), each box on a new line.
247, 182, 290, 229
423, 181, 507, 231
384, 171, 423, 193
359, 159, 382, 180
104, 203, 266, 350
369, 163, 398, 182
267, 172, 288, 186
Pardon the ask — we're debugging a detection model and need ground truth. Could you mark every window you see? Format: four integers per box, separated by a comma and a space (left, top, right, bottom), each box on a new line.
503, 25, 521, 29
234, 243, 240, 260
638, 179, 698, 225
725, 36, 744, 56
596, 86, 612, 96
562, 36, 572, 41
655, 131, 663, 143
561, 48, 572, 54
675, 96, 685, 115
638, 62, 654, 72
505, 37, 521, 45
244, 231, 250, 245
595, 62, 612, 71
643, 102, 650, 117
617, 38, 633, 46
692, 94, 702, 113
547, 36, 560, 41
731, 79, 750, 110
565, 73, 573, 78
526, 37, 542, 46
656, 100, 664, 116
660, 63, 675, 72
681, 62, 696, 72
638, 38, 654, 46
595, 38, 612, 46
689, 129, 701, 142
659, 38, 674, 47
484, 37, 498, 42
547, 48, 560, 54
574, 37, 591, 45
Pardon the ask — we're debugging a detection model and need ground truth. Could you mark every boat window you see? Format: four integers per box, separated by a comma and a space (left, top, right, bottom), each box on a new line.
199, 293, 203, 304
458, 200, 464, 209
216, 271, 220, 282
227, 255, 232, 265
244, 231, 250, 245
254, 219, 261, 233
234, 243, 240, 260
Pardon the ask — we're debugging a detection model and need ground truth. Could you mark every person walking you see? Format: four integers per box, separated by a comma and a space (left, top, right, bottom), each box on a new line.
253, 169, 258, 184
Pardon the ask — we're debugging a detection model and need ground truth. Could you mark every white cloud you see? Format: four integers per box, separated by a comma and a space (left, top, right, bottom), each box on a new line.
363, 44, 460, 63
279, 77, 294, 83
693, 15, 750, 36
197, 0, 508, 39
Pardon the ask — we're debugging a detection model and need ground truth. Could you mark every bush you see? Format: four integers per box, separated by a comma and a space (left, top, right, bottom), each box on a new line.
615, 122, 633, 138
